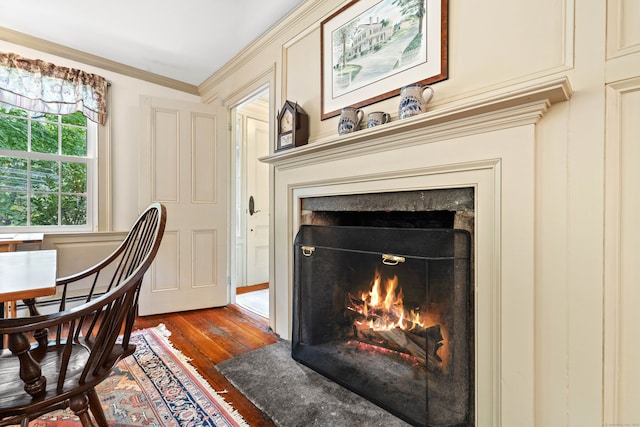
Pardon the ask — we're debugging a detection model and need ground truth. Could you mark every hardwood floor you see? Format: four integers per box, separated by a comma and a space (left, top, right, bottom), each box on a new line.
133, 304, 279, 426
236, 282, 269, 294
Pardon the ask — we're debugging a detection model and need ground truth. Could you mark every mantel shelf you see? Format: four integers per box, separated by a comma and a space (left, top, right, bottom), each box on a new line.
261, 76, 573, 167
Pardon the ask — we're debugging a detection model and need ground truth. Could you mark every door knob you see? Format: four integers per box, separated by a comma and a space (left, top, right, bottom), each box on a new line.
249, 196, 261, 215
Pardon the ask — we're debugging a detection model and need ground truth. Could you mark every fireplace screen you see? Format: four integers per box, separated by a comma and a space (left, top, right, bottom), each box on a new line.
292, 225, 472, 427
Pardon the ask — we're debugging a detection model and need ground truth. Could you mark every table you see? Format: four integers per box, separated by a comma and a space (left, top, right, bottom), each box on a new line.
0, 233, 44, 252
0, 250, 57, 318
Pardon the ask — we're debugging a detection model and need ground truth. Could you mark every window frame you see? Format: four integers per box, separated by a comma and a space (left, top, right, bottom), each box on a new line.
0, 109, 98, 233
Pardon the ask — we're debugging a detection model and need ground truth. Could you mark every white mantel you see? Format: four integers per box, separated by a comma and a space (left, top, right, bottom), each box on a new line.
265, 76, 573, 426
262, 77, 572, 168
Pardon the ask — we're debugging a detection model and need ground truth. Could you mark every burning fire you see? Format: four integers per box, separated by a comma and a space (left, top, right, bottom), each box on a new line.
346, 269, 449, 372
350, 269, 427, 331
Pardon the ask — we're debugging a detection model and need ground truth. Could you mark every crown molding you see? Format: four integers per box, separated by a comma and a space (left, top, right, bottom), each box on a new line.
0, 27, 199, 95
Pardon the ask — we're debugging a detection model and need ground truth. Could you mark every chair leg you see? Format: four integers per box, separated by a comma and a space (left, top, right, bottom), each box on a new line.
87, 387, 109, 427
69, 393, 96, 427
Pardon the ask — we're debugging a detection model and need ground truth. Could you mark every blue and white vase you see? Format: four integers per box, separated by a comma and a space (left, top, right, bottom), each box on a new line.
398, 84, 434, 119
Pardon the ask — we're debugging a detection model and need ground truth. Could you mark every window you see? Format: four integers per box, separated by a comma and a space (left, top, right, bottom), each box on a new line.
0, 106, 97, 232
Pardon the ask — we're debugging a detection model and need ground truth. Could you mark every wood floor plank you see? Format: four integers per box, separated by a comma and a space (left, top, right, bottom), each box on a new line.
236, 283, 269, 294
195, 310, 274, 354
168, 313, 240, 361
134, 305, 278, 426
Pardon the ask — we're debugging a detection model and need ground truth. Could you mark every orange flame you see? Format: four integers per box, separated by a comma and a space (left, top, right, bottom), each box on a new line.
354, 269, 427, 332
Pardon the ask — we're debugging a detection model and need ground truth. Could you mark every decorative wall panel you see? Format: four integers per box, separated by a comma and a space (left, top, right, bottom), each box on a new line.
151, 230, 179, 292
152, 109, 179, 202
607, 0, 640, 57
43, 233, 126, 298
604, 80, 640, 425
192, 113, 216, 203
192, 229, 217, 288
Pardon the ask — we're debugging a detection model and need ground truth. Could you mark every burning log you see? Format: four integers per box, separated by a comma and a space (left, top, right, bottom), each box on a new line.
345, 292, 445, 372
357, 328, 425, 362
407, 324, 444, 363
347, 293, 404, 327
354, 326, 444, 373
345, 268, 448, 373
343, 308, 367, 326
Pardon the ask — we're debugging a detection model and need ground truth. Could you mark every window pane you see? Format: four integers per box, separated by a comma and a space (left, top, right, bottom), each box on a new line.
0, 106, 94, 231
0, 156, 27, 191
0, 114, 28, 151
61, 194, 87, 225
0, 191, 27, 226
30, 193, 59, 226
61, 162, 87, 193
61, 125, 87, 156
31, 120, 58, 154
31, 159, 59, 192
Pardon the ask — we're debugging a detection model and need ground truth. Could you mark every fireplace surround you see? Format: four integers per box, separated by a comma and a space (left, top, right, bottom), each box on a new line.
263, 78, 573, 426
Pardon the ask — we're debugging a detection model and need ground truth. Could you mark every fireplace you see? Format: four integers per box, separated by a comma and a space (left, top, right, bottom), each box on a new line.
291, 190, 474, 426
264, 80, 571, 426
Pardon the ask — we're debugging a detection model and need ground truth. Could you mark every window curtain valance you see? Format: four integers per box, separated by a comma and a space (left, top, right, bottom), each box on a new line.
0, 52, 107, 125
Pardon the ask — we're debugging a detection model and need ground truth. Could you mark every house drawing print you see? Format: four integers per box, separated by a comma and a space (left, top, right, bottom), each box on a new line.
331, 0, 428, 99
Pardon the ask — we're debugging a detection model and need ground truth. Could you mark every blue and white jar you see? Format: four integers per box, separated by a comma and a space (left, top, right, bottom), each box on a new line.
338, 106, 364, 135
398, 84, 434, 119
367, 111, 391, 128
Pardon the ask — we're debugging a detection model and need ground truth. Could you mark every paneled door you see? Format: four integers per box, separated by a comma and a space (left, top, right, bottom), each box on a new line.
138, 96, 228, 315
245, 117, 269, 285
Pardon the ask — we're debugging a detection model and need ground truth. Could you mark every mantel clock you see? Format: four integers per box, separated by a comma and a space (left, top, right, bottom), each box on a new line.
277, 100, 309, 151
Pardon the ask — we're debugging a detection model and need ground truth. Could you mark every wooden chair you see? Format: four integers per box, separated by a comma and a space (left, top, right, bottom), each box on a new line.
0, 203, 166, 427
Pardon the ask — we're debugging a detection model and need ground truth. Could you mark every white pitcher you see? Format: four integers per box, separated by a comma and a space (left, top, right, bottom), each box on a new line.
398, 84, 434, 119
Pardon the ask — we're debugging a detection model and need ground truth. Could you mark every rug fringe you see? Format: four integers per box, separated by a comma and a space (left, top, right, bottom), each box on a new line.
148, 324, 251, 427
154, 322, 172, 338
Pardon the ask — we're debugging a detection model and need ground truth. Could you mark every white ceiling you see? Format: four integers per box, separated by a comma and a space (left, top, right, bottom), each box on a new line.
0, 0, 305, 86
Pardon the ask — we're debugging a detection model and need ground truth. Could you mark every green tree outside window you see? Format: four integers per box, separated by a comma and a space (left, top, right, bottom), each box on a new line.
0, 106, 90, 228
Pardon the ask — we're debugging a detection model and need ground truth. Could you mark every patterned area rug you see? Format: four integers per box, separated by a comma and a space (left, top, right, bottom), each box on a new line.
31, 324, 248, 427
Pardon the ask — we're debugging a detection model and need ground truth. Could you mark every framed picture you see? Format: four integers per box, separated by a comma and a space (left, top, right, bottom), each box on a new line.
321, 0, 448, 120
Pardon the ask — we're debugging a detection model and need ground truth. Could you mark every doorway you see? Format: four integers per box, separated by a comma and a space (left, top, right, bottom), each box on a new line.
233, 89, 270, 318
